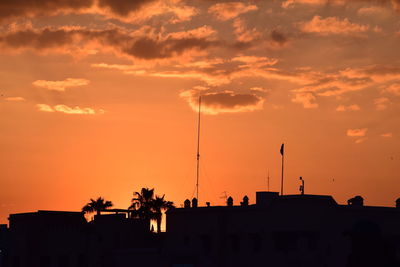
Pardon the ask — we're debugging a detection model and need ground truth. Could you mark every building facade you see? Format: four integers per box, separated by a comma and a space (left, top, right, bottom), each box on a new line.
1, 192, 400, 267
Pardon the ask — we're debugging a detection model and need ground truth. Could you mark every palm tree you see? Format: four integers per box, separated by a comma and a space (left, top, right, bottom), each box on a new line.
82, 197, 113, 216
128, 188, 175, 233
129, 188, 155, 219
152, 195, 174, 233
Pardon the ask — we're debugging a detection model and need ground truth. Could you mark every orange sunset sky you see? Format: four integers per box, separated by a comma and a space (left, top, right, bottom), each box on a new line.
1, 0, 400, 224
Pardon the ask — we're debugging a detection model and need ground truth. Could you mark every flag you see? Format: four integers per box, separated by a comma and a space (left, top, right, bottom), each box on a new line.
280, 143, 284, 156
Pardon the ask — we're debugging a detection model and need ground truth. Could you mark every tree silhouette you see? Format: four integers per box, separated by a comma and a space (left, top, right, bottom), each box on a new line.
129, 188, 155, 220
82, 197, 113, 216
128, 188, 174, 233
153, 195, 174, 233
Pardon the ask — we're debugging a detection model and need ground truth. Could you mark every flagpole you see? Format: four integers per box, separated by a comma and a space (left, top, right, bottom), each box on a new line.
280, 143, 284, 196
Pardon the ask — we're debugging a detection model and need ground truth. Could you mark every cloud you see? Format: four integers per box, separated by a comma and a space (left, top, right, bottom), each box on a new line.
231, 55, 278, 66
336, 104, 361, 111
291, 92, 318, 108
32, 78, 90, 91
0, 0, 197, 24
250, 87, 269, 92
36, 104, 104, 115
37, 104, 55, 112
97, 0, 157, 17
374, 97, 390, 110
299, 16, 369, 35
292, 64, 400, 97
0, 0, 93, 21
384, 83, 400, 95
357, 6, 391, 17
270, 30, 288, 47
0, 26, 220, 60
381, 132, 393, 138
180, 89, 265, 115
347, 128, 368, 137
341, 65, 400, 82
4, 96, 25, 101
355, 137, 368, 144
232, 18, 262, 44
92, 53, 281, 86
208, 2, 258, 21
282, 0, 326, 8
283, 0, 400, 11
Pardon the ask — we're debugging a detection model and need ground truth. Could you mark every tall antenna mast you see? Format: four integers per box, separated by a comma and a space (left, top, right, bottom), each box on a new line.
267, 170, 270, 192
196, 96, 201, 202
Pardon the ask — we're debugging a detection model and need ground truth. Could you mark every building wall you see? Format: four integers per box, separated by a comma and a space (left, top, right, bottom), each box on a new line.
164, 194, 400, 267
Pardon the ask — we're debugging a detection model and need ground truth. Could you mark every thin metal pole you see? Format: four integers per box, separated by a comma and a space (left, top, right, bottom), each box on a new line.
267, 170, 270, 192
281, 153, 284, 196
196, 96, 201, 201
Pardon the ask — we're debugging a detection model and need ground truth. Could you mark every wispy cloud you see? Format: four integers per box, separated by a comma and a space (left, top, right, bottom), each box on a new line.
0, 26, 220, 61
208, 2, 258, 21
0, 0, 197, 24
180, 88, 265, 115
347, 128, 368, 137
374, 97, 390, 111
282, 0, 326, 8
291, 92, 318, 108
36, 104, 104, 115
355, 137, 368, 144
37, 104, 54, 112
336, 104, 360, 111
381, 132, 393, 138
4, 96, 25, 101
32, 78, 90, 92
299, 16, 369, 35
384, 83, 400, 95
283, 0, 400, 11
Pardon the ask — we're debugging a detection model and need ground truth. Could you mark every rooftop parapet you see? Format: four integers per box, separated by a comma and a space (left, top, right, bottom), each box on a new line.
256, 191, 279, 207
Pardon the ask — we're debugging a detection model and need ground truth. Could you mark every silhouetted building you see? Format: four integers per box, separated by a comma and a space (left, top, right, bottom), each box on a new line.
164, 192, 400, 267
0, 224, 8, 267
5, 210, 155, 267
2, 192, 400, 267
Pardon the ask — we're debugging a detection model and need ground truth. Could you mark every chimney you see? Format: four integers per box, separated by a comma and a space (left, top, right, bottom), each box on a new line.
240, 196, 249, 206
184, 199, 191, 208
227, 196, 233, 207
347, 196, 364, 207
192, 198, 198, 208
